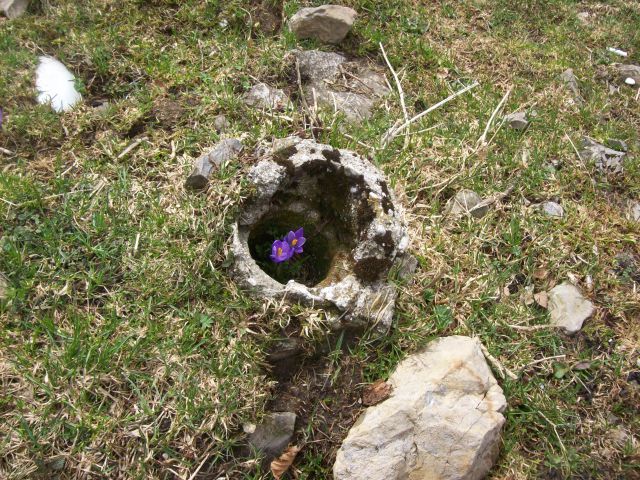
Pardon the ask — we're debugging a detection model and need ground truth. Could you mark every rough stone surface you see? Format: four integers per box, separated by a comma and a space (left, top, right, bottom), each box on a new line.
232, 137, 410, 330
334, 336, 507, 480
504, 111, 529, 130
289, 5, 357, 44
559, 68, 583, 103
294, 49, 390, 123
607, 138, 628, 152
627, 200, 640, 222
615, 64, 640, 85
213, 114, 229, 133
248, 412, 296, 460
1, 0, 29, 18
244, 83, 289, 110
579, 137, 625, 174
185, 138, 242, 189
444, 189, 488, 218
548, 282, 595, 334
539, 201, 564, 218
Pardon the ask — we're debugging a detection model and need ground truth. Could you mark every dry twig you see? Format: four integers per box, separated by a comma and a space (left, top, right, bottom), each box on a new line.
479, 342, 518, 381
477, 87, 512, 146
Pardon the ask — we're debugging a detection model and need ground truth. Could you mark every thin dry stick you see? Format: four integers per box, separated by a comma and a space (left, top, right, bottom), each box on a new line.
521, 354, 566, 370
507, 323, 562, 332
0, 147, 14, 155
479, 342, 518, 381
379, 42, 409, 124
295, 58, 319, 131
477, 87, 512, 146
382, 81, 479, 147
467, 183, 515, 215
117, 136, 148, 160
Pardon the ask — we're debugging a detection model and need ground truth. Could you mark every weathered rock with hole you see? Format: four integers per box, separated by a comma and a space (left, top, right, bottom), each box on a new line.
289, 5, 357, 44
185, 138, 242, 189
559, 68, 583, 103
231, 137, 410, 330
579, 137, 625, 174
1, 0, 28, 18
547, 282, 594, 334
444, 189, 488, 218
333, 336, 507, 480
244, 83, 289, 110
247, 412, 296, 460
293, 49, 390, 123
504, 111, 529, 130
539, 201, 564, 218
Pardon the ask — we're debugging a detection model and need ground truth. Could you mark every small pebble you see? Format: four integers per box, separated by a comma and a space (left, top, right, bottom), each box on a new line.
607, 47, 628, 57
625, 77, 636, 86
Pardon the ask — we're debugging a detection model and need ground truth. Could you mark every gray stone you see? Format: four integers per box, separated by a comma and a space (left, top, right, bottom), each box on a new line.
504, 111, 529, 130
539, 201, 564, 218
244, 83, 289, 110
289, 5, 357, 44
627, 200, 640, 222
293, 49, 390, 123
334, 336, 506, 480
295, 49, 347, 82
547, 282, 595, 334
559, 68, 583, 103
615, 64, 640, 85
248, 412, 296, 460
268, 338, 303, 362
231, 137, 410, 331
606, 138, 628, 152
444, 189, 488, 218
579, 137, 625, 174
1, 0, 28, 18
185, 138, 242, 189
213, 115, 229, 133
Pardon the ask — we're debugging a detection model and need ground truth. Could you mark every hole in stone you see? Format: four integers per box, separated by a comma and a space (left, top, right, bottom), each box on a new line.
247, 160, 365, 287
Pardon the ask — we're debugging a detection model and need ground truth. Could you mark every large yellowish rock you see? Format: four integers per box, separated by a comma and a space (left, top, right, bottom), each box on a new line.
334, 336, 507, 480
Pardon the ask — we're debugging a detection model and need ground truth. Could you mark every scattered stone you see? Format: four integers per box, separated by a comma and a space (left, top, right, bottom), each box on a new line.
361, 379, 392, 406
293, 49, 390, 123
334, 336, 506, 480
539, 201, 564, 218
625, 77, 636, 86
559, 68, 583, 103
244, 83, 289, 110
606, 138, 628, 152
615, 64, 640, 85
185, 138, 242, 189
289, 5, 357, 44
444, 189, 488, 218
504, 111, 529, 130
248, 412, 296, 460
232, 137, 411, 331
213, 114, 229, 133
35, 56, 82, 113
0, 0, 29, 18
579, 137, 625, 174
607, 47, 628, 58
626, 200, 640, 222
547, 282, 595, 334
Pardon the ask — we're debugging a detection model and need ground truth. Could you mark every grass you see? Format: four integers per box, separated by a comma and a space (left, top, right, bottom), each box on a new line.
1, 0, 639, 478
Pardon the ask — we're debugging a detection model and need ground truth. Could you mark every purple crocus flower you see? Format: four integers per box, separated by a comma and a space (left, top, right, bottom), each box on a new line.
285, 228, 306, 254
270, 239, 293, 263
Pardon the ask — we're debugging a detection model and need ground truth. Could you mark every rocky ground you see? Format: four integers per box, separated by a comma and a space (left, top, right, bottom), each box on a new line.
1, 1, 639, 479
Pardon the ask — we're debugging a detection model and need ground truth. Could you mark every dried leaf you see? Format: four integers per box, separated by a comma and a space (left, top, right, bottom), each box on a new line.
573, 361, 592, 371
534, 291, 548, 308
362, 379, 392, 406
533, 268, 549, 280
270, 445, 300, 480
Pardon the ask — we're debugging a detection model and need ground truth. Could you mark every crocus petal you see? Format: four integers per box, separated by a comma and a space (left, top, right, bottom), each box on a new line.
285, 231, 296, 244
